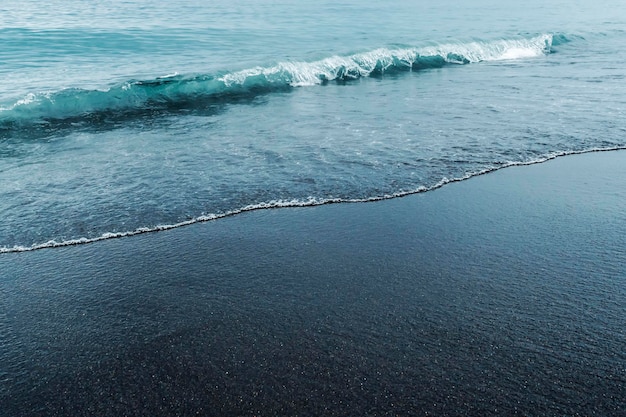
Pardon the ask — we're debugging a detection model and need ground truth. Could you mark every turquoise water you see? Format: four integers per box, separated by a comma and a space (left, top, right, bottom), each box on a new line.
2, 0, 625, 251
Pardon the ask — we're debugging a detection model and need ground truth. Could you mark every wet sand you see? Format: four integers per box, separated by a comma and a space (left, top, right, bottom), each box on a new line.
1, 150, 625, 416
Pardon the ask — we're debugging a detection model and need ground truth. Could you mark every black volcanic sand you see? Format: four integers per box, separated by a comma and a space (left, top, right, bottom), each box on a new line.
1, 151, 625, 416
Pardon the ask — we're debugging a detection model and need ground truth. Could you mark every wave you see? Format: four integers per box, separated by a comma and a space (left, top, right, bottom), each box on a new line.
2, 145, 623, 254
0, 34, 557, 135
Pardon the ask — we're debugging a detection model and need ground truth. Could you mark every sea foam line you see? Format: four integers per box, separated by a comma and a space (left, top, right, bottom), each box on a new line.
2, 146, 625, 254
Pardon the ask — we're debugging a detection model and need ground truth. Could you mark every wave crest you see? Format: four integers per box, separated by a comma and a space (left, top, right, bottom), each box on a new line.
0, 34, 557, 135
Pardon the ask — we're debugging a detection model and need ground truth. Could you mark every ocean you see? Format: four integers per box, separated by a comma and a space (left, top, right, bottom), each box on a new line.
2, 0, 625, 252
1, 1, 625, 416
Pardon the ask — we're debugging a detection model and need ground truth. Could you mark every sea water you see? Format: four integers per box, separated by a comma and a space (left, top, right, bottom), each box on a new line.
1, 0, 625, 252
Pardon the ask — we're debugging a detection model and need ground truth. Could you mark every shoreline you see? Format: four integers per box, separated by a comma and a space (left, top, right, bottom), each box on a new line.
1, 149, 625, 416
3, 146, 626, 255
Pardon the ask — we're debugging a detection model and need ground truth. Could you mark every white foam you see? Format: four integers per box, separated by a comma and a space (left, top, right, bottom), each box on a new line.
498, 47, 543, 60
0, 93, 38, 111
157, 72, 180, 79
217, 34, 554, 89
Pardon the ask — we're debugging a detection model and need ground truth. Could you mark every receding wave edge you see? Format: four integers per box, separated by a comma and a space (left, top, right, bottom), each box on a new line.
2, 146, 623, 254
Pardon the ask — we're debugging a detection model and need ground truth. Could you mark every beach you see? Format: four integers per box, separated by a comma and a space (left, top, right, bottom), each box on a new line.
2, 1, 626, 415
1, 150, 624, 416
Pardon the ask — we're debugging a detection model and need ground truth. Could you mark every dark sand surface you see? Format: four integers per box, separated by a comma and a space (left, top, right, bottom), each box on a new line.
1, 151, 625, 416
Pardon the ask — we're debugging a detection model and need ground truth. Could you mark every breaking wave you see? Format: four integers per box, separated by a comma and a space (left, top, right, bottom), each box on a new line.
0, 34, 558, 135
